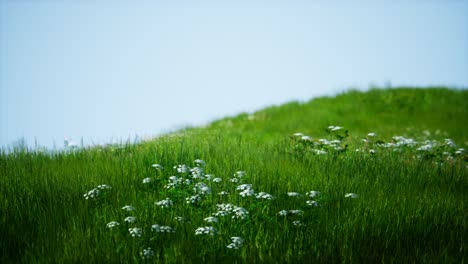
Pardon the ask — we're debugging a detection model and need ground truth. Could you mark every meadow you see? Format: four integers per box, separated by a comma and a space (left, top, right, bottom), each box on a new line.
1, 87, 467, 263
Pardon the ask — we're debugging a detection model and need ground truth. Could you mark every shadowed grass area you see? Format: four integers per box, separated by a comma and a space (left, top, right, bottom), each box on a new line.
1, 87, 467, 263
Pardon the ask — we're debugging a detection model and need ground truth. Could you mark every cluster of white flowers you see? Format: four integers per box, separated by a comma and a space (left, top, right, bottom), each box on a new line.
227, 236, 244, 249
213, 203, 248, 220
195, 226, 217, 236
124, 216, 136, 223
287, 192, 301, 197
292, 220, 305, 226
140, 247, 155, 259
83, 184, 111, 200
204, 216, 218, 223
232, 207, 249, 220
186, 194, 201, 205
142, 177, 152, 184
106, 221, 120, 229
121, 205, 136, 211
155, 198, 173, 208
279, 209, 304, 216
193, 182, 211, 195
306, 191, 320, 198
152, 164, 164, 170
278, 210, 289, 216
345, 193, 358, 198
174, 216, 186, 222
212, 177, 222, 183
173, 164, 188, 174
229, 171, 246, 183
236, 184, 252, 191
306, 200, 319, 207
190, 167, 205, 179
328, 126, 343, 131
152, 224, 175, 233
239, 188, 255, 197
289, 209, 304, 215
194, 159, 206, 167
129, 227, 142, 237
256, 192, 274, 200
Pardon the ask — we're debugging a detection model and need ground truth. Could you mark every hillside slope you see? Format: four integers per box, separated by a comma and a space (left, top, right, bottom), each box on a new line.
1, 87, 466, 263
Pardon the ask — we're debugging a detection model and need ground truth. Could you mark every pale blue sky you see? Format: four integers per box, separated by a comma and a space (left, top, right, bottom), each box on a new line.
1, 0, 467, 149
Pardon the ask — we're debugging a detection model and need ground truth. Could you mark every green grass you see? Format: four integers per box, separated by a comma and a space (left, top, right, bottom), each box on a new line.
1, 87, 467, 263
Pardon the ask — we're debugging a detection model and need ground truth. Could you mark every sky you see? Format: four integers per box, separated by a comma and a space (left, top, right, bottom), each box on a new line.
1, 0, 467, 149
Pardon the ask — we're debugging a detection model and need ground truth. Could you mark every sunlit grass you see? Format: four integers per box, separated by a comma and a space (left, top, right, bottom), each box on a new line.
0, 87, 467, 263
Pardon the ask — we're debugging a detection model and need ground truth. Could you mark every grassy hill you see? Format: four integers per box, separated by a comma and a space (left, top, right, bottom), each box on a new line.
1, 87, 467, 263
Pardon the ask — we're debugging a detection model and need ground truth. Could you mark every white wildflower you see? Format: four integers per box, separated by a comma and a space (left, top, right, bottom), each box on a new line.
227, 236, 244, 249
218, 191, 229, 196
287, 192, 301, 197
160, 226, 175, 233
155, 198, 173, 208
367, 132, 376, 137
237, 184, 252, 191
129, 227, 142, 237
256, 192, 274, 200
152, 224, 175, 233
293, 132, 304, 137
306, 200, 319, 207
445, 139, 456, 148
213, 177, 222, 183
97, 184, 112, 190
230, 178, 240, 183
289, 210, 304, 215
152, 164, 164, 170
278, 210, 288, 216
194, 159, 206, 167
195, 226, 217, 236
140, 247, 155, 259
83, 188, 100, 199
204, 216, 218, 223
106, 221, 120, 229
142, 177, 152, 184
293, 220, 305, 226
194, 182, 211, 195
168, 176, 179, 183
122, 205, 136, 211
369, 149, 376, 154
186, 194, 201, 205
175, 164, 189, 174
232, 207, 249, 220
306, 191, 320, 198
234, 171, 246, 178
345, 193, 358, 198
328, 126, 343, 131
312, 149, 328, 155
190, 167, 204, 179
174, 216, 185, 222
239, 188, 255, 197
124, 216, 137, 223
301, 135, 311, 141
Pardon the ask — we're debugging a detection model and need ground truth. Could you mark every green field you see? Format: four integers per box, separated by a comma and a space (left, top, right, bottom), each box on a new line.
1, 87, 467, 263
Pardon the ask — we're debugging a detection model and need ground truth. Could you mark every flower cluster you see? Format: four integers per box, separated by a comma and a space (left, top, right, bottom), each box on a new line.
155, 198, 173, 208
83, 184, 111, 200
227, 236, 244, 249
152, 224, 175, 233
140, 247, 155, 259
195, 226, 217, 236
